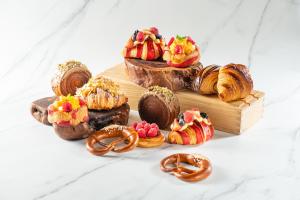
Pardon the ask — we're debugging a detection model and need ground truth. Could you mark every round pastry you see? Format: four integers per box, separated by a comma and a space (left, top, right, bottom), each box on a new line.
123, 27, 165, 61
47, 95, 91, 140
76, 75, 128, 110
86, 125, 139, 156
132, 121, 165, 148
160, 153, 212, 182
51, 60, 92, 96
163, 35, 200, 68
217, 63, 253, 102
168, 109, 214, 145
138, 86, 180, 129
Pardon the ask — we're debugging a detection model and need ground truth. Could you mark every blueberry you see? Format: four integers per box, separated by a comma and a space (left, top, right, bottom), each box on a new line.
179, 118, 185, 126
200, 112, 208, 119
156, 34, 162, 39
132, 30, 139, 41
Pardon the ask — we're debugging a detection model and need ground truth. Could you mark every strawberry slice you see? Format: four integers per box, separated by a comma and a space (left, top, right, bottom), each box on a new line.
168, 37, 175, 47
183, 111, 194, 123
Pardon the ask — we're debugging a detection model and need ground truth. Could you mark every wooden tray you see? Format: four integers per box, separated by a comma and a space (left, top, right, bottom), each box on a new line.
100, 63, 265, 134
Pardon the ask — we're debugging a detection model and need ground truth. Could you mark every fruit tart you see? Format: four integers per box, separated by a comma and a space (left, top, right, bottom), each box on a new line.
163, 35, 200, 68
132, 121, 165, 148
48, 95, 91, 140
168, 109, 214, 145
123, 27, 165, 61
76, 75, 128, 110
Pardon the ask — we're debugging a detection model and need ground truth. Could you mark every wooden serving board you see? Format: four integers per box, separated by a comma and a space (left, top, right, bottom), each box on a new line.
100, 63, 264, 134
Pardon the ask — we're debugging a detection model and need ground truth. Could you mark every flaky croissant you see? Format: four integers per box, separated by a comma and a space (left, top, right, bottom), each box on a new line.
192, 64, 220, 94
217, 63, 253, 102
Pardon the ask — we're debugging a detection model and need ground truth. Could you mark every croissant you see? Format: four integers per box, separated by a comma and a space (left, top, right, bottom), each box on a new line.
76, 75, 128, 110
51, 60, 92, 96
192, 64, 220, 94
217, 63, 253, 102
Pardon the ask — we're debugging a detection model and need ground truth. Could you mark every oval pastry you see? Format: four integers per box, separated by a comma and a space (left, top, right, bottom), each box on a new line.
138, 86, 180, 129
76, 75, 128, 110
51, 60, 92, 96
123, 27, 165, 61
168, 109, 214, 145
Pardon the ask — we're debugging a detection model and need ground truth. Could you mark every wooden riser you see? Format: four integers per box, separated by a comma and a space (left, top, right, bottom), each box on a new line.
100, 63, 265, 134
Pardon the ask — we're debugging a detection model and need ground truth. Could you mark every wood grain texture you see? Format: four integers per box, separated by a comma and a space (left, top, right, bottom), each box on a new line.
100, 64, 265, 134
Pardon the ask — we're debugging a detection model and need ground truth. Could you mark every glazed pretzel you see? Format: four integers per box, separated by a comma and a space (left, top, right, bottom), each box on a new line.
160, 153, 212, 182
86, 125, 138, 156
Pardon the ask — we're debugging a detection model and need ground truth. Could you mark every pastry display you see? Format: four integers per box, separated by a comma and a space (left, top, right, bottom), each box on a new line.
168, 109, 214, 145
86, 125, 139, 156
76, 75, 128, 110
123, 27, 165, 61
51, 60, 92, 96
31, 96, 130, 131
160, 153, 212, 182
163, 35, 200, 68
132, 121, 165, 148
217, 63, 253, 102
47, 95, 91, 140
192, 64, 221, 95
138, 86, 180, 129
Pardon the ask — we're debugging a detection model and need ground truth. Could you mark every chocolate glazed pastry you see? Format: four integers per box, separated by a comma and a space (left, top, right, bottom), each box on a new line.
138, 86, 180, 129
125, 58, 202, 91
31, 97, 130, 131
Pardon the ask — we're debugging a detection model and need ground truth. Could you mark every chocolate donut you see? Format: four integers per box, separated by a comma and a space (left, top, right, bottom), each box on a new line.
138, 86, 180, 129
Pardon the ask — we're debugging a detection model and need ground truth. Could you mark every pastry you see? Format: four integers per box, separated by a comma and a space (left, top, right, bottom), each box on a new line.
160, 153, 212, 182
51, 60, 92, 96
138, 86, 180, 129
132, 121, 165, 148
47, 95, 91, 140
31, 96, 130, 131
86, 125, 139, 156
168, 109, 214, 145
191, 64, 221, 94
217, 63, 253, 102
123, 27, 165, 61
163, 35, 200, 68
76, 75, 128, 110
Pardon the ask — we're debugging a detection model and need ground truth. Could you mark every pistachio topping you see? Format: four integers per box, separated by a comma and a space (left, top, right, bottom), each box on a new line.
57, 60, 88, 72
147, 86, 175, 102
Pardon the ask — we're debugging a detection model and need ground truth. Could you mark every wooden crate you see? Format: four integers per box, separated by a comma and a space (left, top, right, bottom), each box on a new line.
100, 63, 265, 134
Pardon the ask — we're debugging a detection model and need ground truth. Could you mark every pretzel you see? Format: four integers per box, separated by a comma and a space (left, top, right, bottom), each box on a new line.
160, 153, 212, 182
86, 125, 138, 156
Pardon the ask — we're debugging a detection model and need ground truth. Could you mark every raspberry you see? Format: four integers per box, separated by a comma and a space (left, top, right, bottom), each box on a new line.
150, 123, 158, 129
136, 123, 144, 130
141, 121, 147, 126
136, 32, 144, 42
168, 37, 175, 47
149, 27, 159, 35
137, 128, 147, 138
174, 45, 183, 54
62, 102, 72, 112
132, 122, 138, 129
144, 123, 151, 133
147, 128, 158, 137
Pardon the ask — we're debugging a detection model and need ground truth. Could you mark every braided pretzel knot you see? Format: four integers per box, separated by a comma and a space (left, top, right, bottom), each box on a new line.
86, 125, 138, 156
160, 153, 212, 182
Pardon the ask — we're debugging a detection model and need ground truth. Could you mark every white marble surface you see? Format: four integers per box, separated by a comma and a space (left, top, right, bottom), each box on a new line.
0, 0, 300, 199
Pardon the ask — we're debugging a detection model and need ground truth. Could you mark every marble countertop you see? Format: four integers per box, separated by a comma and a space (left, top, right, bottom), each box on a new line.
1, 0, 300, 199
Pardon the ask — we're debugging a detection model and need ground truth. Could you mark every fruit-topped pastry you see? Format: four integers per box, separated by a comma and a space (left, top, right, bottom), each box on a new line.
168, 109, 214, 145
48, 95, 91, 140
76, 75, 128, 110
123, 27, 165, 61
163, 35, 200, 68
132, 121, 165, 148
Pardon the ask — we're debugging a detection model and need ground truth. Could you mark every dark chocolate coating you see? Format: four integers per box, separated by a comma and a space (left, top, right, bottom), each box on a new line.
53, 122, 92, 140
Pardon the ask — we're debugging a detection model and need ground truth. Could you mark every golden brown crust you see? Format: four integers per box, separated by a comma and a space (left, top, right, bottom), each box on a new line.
51, 60, 92, 96
217, 63, 253, 102
137, 132, 165, 148
76, 76, 128, 110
